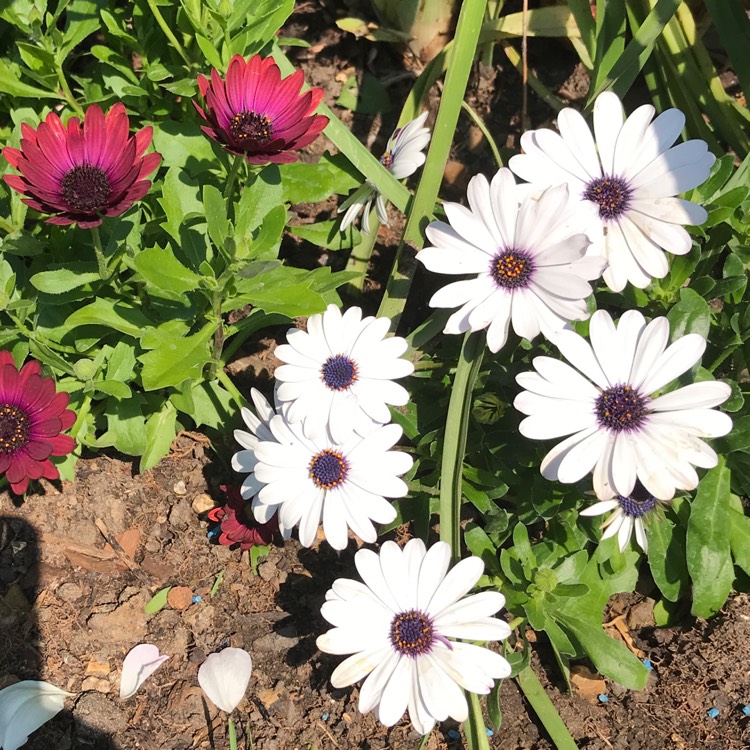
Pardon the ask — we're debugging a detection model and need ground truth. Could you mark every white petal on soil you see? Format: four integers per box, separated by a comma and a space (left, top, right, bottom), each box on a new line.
198, 648, 253, 714
0, 681, 74, 750
119, 644, 170, 699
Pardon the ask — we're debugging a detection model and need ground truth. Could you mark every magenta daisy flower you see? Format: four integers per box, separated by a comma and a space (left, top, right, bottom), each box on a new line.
0, 351, 76, 495
207, 485, 278, 550
2, 104, 161, 229
194, 54, 329, 165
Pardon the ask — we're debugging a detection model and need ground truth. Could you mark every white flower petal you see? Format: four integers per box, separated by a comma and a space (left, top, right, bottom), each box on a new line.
593, 92, 625, 174
0, 681, 74, 750
119, 644, 170, 699
198, 648, 252, 714
327, 645, 392, 688
376, 655, 412, 727
649, 381, 731, 412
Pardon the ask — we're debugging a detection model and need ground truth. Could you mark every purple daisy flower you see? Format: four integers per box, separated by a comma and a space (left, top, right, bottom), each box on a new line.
2, 104, 161, 229
193, 54, 329, 165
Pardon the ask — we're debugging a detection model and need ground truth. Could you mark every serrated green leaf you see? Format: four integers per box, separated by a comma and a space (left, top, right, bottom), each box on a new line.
0, 58, 57, 98
686, 459, 734, 618
203, 184, 229, 250
279, 152, 360, 204
140, 402, 178, 472
134, 245, 203, 296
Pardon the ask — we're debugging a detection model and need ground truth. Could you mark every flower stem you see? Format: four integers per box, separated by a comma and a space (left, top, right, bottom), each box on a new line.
377, 0, 489, 327
439, 330, 485, 556
343, 207, 380, 295
223, 155, 245, 203
216, 367, 250, 411
465, 692, 491, 750
228, 717, 238, 750
516, 667, 578, 750
54, 60, 85, 118
460, 100, 503, 169
145, 0, 192, 67
90, 226, 108, 280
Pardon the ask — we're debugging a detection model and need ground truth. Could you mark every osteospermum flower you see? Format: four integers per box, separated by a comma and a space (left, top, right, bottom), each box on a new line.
0, 351, 76, 494
194, 54, 328, 165
317, 539, 511, 735
509, 92, 715, 292
416, 169, 606, 353
207, 485, 278, 550
514, 309, 732, 501
2, 104, 161, 229
339, 112, 430, 233
274, 305, 414, 443
580, 482, 669, 552
249, 417, 412, 550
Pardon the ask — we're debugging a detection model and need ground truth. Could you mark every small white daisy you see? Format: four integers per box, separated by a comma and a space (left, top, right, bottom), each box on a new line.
580, 483, 670, 552
250, 416, 412, 550
509, 91, 715, 292
514, 309, 732, 501
339, 112, 431, 233
416, 168, 606, 353
316, 539, 511, 735
231, 387, 277, 501
274, 305, 414, 444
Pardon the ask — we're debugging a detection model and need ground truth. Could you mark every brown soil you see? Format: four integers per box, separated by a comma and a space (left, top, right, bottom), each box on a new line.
2, 2, 750, 749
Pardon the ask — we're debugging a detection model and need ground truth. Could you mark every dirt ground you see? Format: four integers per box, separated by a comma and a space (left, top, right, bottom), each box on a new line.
2, 1, 750, 749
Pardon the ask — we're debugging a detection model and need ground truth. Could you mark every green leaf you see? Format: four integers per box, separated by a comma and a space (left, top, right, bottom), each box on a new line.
279, 152, 360, 204
464, 523, 501, 577
0, 58, 57, 99
139, 322, 217, 391
728, 494, 750, 578
195, 33, 223, 69
556, 614, 649, 689
140, 402, 178, 472
170, 379, 235, 428
667, 287, 711, 340
203, 184, 229, 250
65, 298, 153, 338
646, 515, 688, 601
100, 395, 147, 456
30, 262, 101, 294
158, 166, 204, 242
686, 459, 734, 618
134, 245, 203, 296
145, 586, 172, 615
94, 380, 132, 400
290, 220, 361, 251
335, 73, 390, 113
151, 121, 218, 174
236, 164, 284, 238
241, 204, 287, 261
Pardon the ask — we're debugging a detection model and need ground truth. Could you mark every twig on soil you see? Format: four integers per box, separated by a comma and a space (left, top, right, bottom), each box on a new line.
316, 719, 340, 748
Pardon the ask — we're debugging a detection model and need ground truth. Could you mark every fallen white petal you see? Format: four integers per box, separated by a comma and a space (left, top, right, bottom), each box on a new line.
119, 644, 170, 699
198, 647, 253, 713
0, 680, 74, 750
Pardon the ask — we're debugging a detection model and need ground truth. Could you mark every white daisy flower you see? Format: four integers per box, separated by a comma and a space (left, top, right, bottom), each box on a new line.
580, 483, 670, 552
514, 309, 732, 501
509, 91, 715, 292
339, 112, 431, 233
316, 539, 511, 735
231, 387, 277, 501
416, 168, 606, 353
274, 305, 414, 444
251, 416, 412, 550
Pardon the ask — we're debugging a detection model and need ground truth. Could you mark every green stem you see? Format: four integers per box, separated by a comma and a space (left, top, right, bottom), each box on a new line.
460, 101, 503, 168
343, 207, 380, 295
222, 312, 290, 364
69, 394, 92, 443
145, 0, 192, 67
216, 367, 250, 411
439, 331, 485, 555
223, 155, 245, 202
228, 716, 238, 750
377, 0, 488, 327
90, 226, 108, 280
465, 692, 491, 750
516, 667, 578, 750
54, 60, 84, 118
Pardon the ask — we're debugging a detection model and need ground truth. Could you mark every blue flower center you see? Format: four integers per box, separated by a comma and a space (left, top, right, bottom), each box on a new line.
389, 609, 435, 657
320, 354, 358, 391
61, 164, 111, 212
308, 449, 348, 490
617, 493, 657, 518
0, 404, 30, 455
230, 110, 272, 145
490, 249, 535, 290
596, 385, 648, 432
583, 175, 632, 220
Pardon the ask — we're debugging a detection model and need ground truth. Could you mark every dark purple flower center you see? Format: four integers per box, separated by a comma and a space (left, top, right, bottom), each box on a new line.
490, 249, 535, 289
583, 175, 632, 220
596, 384, 648, 432
380, 152, 393, 170
60, 164, 111, 212
390, 609, 435, 657
0, 404, 30, 455
617, 484, 657, 518
320, 354, 358, 391
229, 110, 273, 145
308, 449, 348, 490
